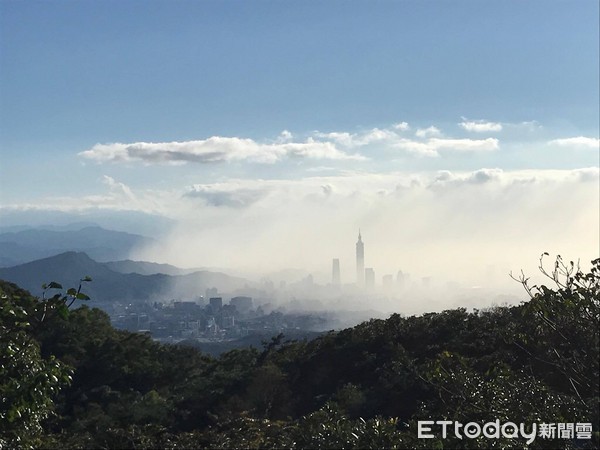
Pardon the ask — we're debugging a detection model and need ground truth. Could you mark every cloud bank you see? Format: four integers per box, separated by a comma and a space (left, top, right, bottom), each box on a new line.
393, 137, 499, 157
120, 167, 599, 294
79, 137, 366, 164
548, 136, 600, 149
313, 125, 499, 157
4, 164, 597, 301
79, 119, 510, 165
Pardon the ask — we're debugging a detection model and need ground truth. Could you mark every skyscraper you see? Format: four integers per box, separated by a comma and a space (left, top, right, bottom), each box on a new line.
356, 230, 364, 286
332, 258, 340, 285
365, 268, 375, 290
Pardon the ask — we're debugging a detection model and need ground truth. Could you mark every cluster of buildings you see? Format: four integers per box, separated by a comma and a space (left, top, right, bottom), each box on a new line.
111, 293, 328, 343
331, 230, 410, 292
108, 230, 418, 343
112, 294, 259, 341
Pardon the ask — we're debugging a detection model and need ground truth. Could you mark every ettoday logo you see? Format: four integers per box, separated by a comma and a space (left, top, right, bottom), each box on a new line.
417, 420, 593, 445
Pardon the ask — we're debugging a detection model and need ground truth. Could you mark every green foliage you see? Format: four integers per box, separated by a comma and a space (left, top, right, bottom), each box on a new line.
293, 403, 406, 449
511, 255, 599, 402
191, 404, 406, 449
0, 281, 73, 448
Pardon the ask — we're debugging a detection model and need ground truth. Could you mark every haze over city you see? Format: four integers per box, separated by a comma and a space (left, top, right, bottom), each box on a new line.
1, 1, 598, 310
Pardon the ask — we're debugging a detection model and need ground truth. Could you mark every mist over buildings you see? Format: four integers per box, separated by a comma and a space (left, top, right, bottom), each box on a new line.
124, 167, 598, 315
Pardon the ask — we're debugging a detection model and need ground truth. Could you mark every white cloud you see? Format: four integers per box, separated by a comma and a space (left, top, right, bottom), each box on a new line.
548, 136, 600, 149
102, 175, 136, 200
393, 139, 440, 157
357, 128, 399, 145
429, 168, 505, 188
80, 122, 508, 167
429, 137, 499, 152
571, 167, 600, 182
321, 184, 334, 196
79, 137, 366, 165
393, 121, 410, 131
314, 131, 356, 147
279, 130, 294, 141
5, 175, 174, 216
185, 183, 269, 208
314, 128, 399, 147
394, 137, 499, 156
313, 124, 499, 157
415, 126, 441, 138
459, 119, 503, 133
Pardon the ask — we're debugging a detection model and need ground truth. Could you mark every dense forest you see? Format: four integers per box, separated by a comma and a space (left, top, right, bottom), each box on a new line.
1, 255, 598, 449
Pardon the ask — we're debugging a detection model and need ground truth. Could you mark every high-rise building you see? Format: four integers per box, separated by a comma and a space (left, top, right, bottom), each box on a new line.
332, 258, 341, 285
365, 267, 375, 290
356, 230, 364, 286
209, 297, 223, 311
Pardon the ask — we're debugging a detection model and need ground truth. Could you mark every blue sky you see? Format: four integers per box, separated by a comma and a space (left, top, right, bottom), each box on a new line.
0, 1, 598, 286
2, 2, 598, 145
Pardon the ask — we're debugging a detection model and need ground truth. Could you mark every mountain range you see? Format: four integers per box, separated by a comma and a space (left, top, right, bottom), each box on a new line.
0, 251, 251, 304
0, 226, 153, 267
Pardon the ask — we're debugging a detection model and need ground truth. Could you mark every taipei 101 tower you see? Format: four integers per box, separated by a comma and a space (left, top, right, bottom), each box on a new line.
356, 230, 364, 286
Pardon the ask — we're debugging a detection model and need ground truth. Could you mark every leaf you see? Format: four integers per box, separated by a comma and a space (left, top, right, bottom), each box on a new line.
47, 282, 63, 290
81, 276, 92, 282
76, 293, 90, 301
66, 288, 77, 296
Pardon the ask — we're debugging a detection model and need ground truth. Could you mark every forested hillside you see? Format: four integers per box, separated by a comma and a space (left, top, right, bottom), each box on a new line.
1, 256, 598, 449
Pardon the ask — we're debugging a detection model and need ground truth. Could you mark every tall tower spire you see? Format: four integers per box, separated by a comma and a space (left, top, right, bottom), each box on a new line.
356, 229, 364, 286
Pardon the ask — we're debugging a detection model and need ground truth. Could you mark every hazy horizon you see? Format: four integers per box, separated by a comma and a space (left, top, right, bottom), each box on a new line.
1, 213, 596, 317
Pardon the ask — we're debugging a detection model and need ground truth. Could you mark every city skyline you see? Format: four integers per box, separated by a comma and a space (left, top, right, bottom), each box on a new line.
330, 231, 379, 288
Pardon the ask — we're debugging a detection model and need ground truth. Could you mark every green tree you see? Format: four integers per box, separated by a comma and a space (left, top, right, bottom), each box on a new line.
511, 255, 599, 403
0, 280, 85, 448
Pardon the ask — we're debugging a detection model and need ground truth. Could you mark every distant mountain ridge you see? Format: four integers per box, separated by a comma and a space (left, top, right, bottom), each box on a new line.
0, 226, 153, 267
0, 252, 251, 304
0, 209, 174, 237
103, 259, 201, 276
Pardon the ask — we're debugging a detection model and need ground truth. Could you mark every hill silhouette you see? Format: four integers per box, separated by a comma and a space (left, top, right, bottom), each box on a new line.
0, 251, 251, 303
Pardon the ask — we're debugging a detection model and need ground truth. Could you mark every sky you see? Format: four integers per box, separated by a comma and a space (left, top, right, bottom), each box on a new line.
0, 1, 598, 291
